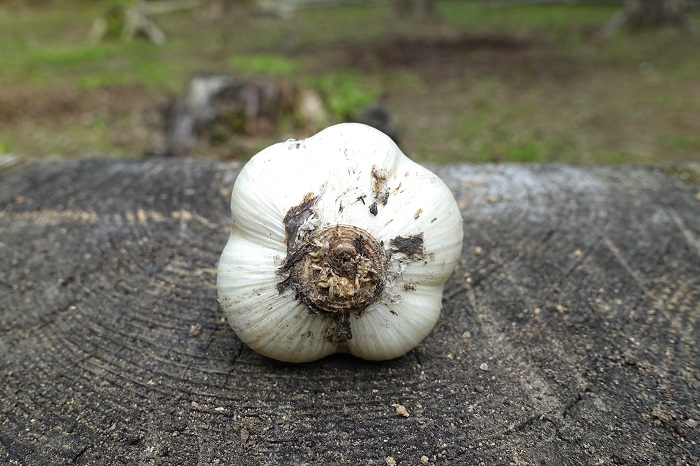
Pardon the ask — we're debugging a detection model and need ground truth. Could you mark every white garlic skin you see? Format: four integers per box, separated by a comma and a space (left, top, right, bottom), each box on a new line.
217, 123, 463, 362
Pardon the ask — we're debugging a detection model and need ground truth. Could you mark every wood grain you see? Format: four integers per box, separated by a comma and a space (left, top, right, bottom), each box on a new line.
1, 159, 698, 465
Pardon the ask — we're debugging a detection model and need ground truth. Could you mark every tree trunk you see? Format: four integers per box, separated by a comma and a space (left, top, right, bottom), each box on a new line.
392, 0, 433, 20
1, 159, 699, 464
604, 0, 694, 35
122, 0, 167, 44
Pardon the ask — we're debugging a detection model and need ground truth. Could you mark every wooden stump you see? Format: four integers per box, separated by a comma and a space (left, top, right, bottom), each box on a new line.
1, 159, 698, 464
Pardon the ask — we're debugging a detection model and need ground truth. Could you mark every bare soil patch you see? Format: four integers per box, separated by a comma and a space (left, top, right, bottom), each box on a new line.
336, 34, 581, 81
370, 34, 529, 67
0, 84, 159, 127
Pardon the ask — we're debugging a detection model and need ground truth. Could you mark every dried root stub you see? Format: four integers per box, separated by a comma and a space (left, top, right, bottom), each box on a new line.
278, 225, 387, 315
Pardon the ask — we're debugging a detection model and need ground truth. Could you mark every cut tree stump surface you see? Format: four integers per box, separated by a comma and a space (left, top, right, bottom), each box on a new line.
1, 159, 698, 465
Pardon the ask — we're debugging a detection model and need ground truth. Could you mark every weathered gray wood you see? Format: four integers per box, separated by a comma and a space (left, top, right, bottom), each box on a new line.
1, 159, 698, 465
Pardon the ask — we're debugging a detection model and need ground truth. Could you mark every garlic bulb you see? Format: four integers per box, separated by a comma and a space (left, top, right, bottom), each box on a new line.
217, 123, 463, 362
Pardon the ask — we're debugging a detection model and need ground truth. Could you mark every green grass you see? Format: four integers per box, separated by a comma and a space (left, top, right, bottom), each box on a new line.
0, 0, 699, 164
228, 54, 303, 77
311, 73, 381, 120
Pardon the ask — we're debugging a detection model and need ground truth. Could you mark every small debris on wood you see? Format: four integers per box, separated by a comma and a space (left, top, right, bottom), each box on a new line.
391, 403, 410, 417
240, 427, 250, 444
189, 323, 203, 337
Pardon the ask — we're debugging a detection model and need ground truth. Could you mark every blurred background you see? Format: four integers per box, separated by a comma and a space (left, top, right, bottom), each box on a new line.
0, 0, 698, 165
